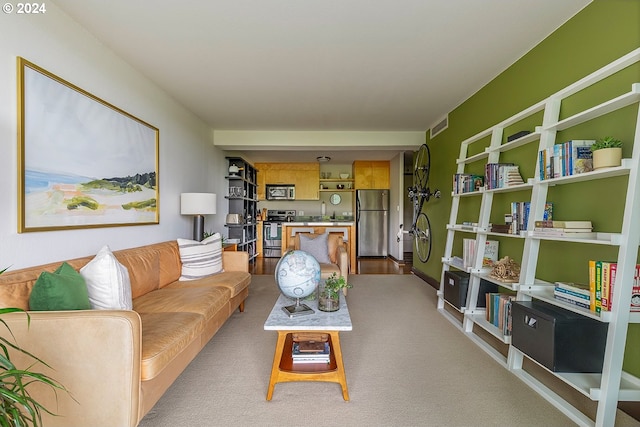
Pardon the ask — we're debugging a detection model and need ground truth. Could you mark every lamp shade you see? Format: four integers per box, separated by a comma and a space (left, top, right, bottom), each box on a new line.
180, 193, 217, 215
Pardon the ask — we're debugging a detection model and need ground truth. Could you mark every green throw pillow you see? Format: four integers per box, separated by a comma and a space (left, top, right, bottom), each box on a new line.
29, 262, 91, 311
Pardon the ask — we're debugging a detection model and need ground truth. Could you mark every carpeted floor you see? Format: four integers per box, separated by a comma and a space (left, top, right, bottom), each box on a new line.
138, 274, 639, 427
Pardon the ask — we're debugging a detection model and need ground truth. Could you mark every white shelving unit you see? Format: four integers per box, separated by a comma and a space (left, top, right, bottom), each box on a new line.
438, 48, 640, 427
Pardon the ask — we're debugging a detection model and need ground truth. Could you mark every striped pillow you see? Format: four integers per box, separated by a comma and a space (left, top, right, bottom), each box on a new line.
177, 233, 223, 281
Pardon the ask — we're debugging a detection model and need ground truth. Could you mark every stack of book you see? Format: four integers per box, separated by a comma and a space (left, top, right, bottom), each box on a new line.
485, 163, 524, 189
554, 282, 591, 310
532, 220, 595, 239
490, 224, 512, 234
292, 340, 331, 364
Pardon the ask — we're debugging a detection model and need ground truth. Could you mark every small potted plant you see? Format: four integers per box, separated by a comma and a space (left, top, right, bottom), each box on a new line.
591, 136, 623, 169
318, 273, 352, 312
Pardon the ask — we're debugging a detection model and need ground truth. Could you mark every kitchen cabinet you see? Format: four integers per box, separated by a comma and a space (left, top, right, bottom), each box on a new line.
353, 161, 390, 189
256, 163, 319, 200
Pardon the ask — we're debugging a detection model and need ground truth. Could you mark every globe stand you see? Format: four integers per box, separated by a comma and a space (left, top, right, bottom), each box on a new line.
282, 298, 314, 318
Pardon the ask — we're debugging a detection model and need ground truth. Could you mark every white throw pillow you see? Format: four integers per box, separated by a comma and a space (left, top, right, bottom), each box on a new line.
80, 245, 133, 310
177, 233, 224, 281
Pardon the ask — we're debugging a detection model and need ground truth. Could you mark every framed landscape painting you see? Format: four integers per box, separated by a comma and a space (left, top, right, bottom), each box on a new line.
17, 57, 159, 232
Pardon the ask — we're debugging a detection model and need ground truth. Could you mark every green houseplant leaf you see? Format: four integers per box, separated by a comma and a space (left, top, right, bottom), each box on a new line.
591, 136, 622, 151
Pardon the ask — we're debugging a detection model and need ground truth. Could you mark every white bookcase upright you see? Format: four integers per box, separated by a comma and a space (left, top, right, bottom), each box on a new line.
439, 48, 640, 427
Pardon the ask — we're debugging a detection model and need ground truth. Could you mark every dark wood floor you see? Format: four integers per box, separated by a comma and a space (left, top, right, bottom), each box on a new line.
250, 254, 413, 275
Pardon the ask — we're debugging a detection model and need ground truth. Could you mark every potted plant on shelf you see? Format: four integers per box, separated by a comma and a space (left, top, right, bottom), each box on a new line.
591, 136, 623, 169
318, 273, 352, 312
0, 266, 69, 426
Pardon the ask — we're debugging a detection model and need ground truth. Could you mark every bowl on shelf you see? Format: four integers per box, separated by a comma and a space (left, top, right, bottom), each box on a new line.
336, 184, 345, 189
340, 173, 349, 179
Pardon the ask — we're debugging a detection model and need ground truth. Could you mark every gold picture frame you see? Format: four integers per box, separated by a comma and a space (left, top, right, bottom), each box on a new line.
17, 57, 160, 232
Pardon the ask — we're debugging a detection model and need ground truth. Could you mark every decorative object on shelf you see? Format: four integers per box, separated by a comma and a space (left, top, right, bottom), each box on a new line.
228, 163, 240, 176
336, 184, 345, 189
330, 193, 342, 205
181, 193, 217, 241
591, 136, 623, 169
275, 250, 320, 317
340, 173, 350, 179
318, 272, 351, 312
488, 256, 521, 283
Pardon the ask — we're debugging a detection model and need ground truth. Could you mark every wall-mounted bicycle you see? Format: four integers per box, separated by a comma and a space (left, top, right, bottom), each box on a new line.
405, 143, 440, 262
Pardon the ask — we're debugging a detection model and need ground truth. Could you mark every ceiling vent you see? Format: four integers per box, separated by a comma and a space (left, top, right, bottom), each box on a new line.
430, 115, 449, 139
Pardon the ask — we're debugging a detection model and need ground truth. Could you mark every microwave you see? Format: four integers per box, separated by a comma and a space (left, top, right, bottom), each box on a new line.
266, 185, 295, 200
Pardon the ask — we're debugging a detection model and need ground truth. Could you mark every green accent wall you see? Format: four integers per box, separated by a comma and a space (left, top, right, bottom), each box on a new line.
418, 0, 640, 373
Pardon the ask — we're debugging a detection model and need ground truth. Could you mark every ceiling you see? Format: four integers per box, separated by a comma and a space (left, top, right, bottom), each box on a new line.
53, 0, 591, 163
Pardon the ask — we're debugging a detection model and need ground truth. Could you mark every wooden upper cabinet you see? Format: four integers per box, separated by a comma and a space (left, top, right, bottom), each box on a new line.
353, 160, 390, 189
255, 162, 319, 200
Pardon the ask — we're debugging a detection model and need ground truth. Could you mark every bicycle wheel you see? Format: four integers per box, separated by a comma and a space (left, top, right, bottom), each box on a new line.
414, 212, 432, 263
414, 144, 430, 193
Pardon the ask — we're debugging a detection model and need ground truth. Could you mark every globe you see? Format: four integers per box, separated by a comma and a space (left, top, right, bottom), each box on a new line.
275, 250, 321, 299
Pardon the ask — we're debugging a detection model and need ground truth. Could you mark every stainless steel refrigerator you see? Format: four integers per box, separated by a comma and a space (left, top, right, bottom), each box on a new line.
356, 189, 389, 257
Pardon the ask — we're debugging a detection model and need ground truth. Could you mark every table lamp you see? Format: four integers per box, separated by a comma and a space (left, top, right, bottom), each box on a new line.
181, 193, 216, 241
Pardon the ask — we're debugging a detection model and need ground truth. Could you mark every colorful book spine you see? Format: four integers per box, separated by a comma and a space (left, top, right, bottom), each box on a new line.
602, 262, 611, 311
554, 294, 590, 309
588, 260, 596, 312
595, 261, 602, 313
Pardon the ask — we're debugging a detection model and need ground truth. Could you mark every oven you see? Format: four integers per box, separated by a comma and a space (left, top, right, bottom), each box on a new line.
263, 210, 296, 257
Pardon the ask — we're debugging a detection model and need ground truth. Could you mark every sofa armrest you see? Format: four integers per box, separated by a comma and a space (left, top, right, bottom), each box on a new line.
222, 251, 249, 272
1, 310, 142, 427
336, 245, 349, 280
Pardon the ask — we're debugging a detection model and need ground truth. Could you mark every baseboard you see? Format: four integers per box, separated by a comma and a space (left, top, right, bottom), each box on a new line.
411, 267, 439, 290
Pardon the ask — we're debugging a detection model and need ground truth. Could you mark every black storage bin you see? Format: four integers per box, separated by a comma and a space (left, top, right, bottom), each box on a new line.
443, 270, 499, 309
511, 300, 607, 373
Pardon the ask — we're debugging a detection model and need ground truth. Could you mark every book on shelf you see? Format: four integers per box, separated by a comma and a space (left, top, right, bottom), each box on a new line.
554, 282, 590, 298
463, 238, 499, 268
553, 293, 591, 310
453, 174, 484, 194
490, 224, 512, 234
568, 140, 596, 175
533, 227, 593, 233
485, 293, 515, 336
534, 220, 592, 229
538, 140, 595, 180
588, 261, 640, 312
531, 230, 596, 239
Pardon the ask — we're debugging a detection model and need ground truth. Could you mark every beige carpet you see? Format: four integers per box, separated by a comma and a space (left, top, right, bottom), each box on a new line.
138, 274, 639, 427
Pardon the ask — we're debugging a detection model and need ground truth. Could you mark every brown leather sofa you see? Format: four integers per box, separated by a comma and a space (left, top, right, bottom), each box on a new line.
0, 240, 251, 427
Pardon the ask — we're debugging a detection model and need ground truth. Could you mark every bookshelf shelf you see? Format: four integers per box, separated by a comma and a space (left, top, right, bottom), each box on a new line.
438, 48, 640, 427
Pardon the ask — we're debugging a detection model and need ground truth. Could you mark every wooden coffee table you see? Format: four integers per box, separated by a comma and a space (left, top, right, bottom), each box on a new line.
264, 293, 352, 401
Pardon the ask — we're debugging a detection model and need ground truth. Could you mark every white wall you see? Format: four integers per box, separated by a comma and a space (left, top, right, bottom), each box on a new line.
0, 5, 227, 269
388, 153, 403, 261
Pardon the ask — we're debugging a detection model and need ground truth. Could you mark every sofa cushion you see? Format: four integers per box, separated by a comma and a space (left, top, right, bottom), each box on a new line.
29, 262, 91, 311
80, 245, 133, 310
177, 234, 223, 281
299, 232, 331, 264
138, 311, 204, 380
133, 287, 230, 322
165, 271, 251, 298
